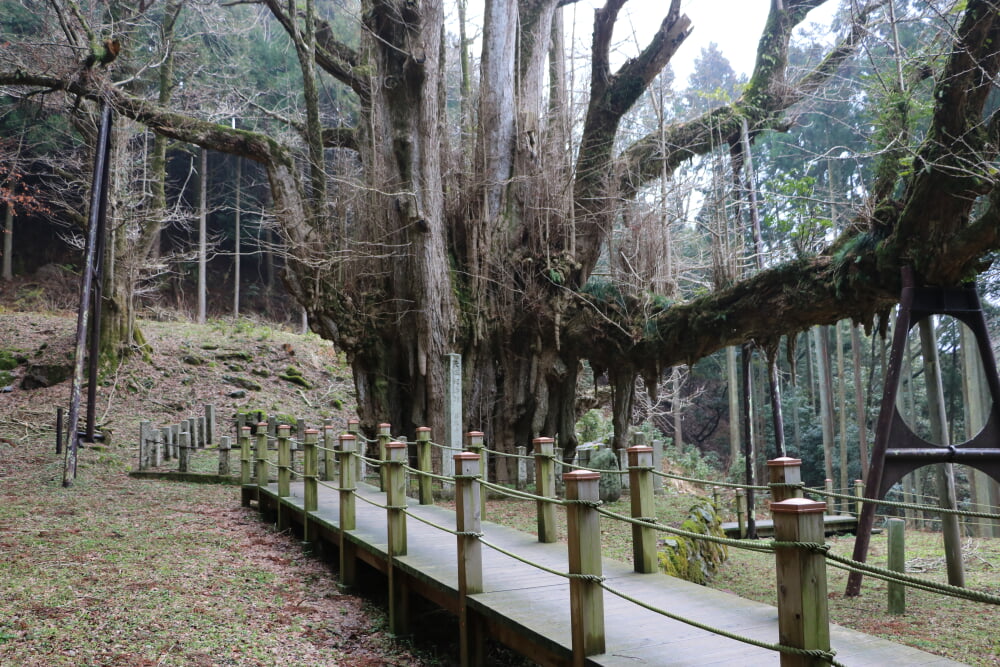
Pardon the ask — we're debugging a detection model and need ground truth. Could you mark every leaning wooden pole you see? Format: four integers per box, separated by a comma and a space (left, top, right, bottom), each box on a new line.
63, 102, 113, 487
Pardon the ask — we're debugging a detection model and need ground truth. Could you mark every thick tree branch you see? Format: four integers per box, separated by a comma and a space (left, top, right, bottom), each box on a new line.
614, 0, 868, 199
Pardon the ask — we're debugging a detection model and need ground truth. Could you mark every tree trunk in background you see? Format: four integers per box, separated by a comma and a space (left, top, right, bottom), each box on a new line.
2, 203, 11, 280
836, 321, 849, 512
197, 147, 207, 325
233, 134, 241, 317
917, 318, 965, 587
741, 343, 756, 538
961, 325, 996, 537
672, 367, 683, 451
790, 335, 803, 456
728, 345, 740, 467
814, 325, 835, 484
851, 323, 869, 481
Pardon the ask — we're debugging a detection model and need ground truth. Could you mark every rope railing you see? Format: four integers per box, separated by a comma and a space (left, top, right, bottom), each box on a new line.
806, 485, 1000, 520
594, 506, 776, 554
598, 581, 845, 667
478, 478, 567, 506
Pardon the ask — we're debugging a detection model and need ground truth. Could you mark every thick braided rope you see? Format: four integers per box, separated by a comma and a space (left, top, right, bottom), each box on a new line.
400, 507, 476, 537
316, 478, 355, 493
599, 582, 844, 666
357, 453, 383, 468
427, 440, 464, 452
595, 507, 775, 554
555, 458, 629, 476
648, 468, 771, 491
315, 444, 339, 454
482, 446, 534, 461
477, 537, 604, 583
401, 463, 454, 483
820, 550, 1000, 605
806, 486, 1000, 520
478, 478, 568, 505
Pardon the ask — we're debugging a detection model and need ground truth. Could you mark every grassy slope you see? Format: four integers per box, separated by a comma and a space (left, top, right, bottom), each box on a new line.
0, 311, 435, 666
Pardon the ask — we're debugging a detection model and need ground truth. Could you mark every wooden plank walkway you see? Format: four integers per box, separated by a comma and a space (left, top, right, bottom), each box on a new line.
250, 481, 963, 666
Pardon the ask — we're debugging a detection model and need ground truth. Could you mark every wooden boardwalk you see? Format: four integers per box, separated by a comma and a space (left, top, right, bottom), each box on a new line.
249, 480, 962, 666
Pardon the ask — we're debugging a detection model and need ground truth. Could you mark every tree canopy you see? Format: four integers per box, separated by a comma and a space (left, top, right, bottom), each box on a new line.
2, 0, 999, 453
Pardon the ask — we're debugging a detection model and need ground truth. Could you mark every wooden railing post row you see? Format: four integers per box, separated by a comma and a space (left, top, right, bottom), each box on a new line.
455, 451, 484, 666
276, 424, 292, 531
338, 433, 357, 591
277, 424, 291, 498
303, 429, 318, 512
239, 426, 252, 485
564, 470, 605, 663
347, 418, 362, 482
534, 437, 558, 543
416, 427, 434, 505
378, 423, 392, 491
768, 457, 803, 504
771, 497, 830, 667
322, 425, 336, 481
254, 422, 268, 489
385, 440, 409, 636
466, 431, 486, 519
627, 445, 657, 574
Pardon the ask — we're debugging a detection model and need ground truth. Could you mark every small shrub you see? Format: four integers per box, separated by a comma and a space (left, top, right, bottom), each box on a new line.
589, 448, 621, 503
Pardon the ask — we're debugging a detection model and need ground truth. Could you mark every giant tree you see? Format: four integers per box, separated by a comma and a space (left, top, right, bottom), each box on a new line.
3, 0, 1000, 468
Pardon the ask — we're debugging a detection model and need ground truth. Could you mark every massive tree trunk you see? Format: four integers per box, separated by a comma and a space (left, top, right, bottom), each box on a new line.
5, 0, 1000, 460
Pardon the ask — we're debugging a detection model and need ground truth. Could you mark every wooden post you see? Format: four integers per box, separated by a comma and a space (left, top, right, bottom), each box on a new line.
824, 479, 834, 515
178, 429, 190, 473
170, 424, 179, 459
139, 420, 151, 470
712, 486, 721, 512
564, 470, 605, 662
466, 431, 486, 519
627, 445, 657, 574
239, 426, 252, 485
218, 435, 231, 476
338, 434, 357, 591
204, 403, 215, 445
534, 437, 558, 543
385, 441, 409, 636
416, 427, 433, 505
161, 426, 172, 462
735, 488, 747, 538
255, 423, 268, 488
887, 518, 906, 614
455, 452, 484, 666
277, 425, 291, 498
516, 446, 528, 490
347, 418, 362, 482
772, 497, 831, 666
768, 457, 803, 504
153, 429, 163, 467
322, 425, 336, 482
378, 423, 392, 491
303, 429, 318, 513
854, 479, 864, 517
651, 438, 664, 494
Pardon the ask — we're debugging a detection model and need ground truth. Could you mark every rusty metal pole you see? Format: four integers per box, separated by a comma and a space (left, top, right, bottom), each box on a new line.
63, 102, 113, 486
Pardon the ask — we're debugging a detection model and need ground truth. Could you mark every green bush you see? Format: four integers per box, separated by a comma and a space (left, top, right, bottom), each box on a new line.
589, 447, 622, 503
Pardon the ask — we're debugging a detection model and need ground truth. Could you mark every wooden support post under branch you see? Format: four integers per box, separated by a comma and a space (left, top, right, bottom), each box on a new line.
338, 433, 357, 591
178, 429, 190, 473
772, 497, 831, 667
385, 440, 409, 636
416, 427, 434, 505
534, 437, 558, 543
322, 425, 336, 482
347, 418, 362, 482
564, 470, 605, 663
627, 444, 657, 574
735, 488, 747, 539
455, 451, 484, 666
